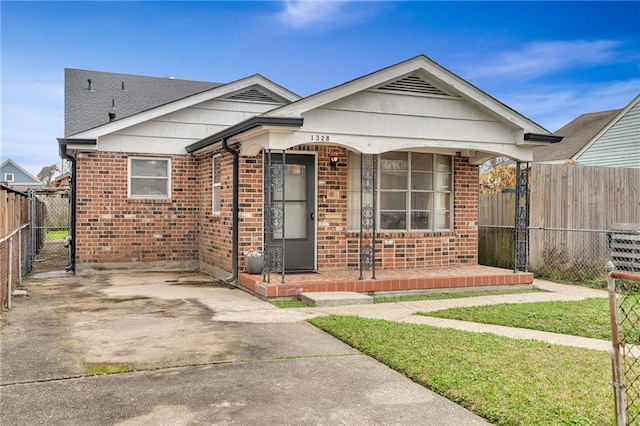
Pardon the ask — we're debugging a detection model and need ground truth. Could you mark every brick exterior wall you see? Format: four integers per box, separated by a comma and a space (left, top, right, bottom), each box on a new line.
75, 147, 478, 273
197, 146, 479, 275
74, 151, 199, 266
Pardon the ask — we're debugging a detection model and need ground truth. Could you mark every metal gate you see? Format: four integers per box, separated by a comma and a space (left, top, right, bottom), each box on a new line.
608, 264, 640, 425
30, 189, 71, 273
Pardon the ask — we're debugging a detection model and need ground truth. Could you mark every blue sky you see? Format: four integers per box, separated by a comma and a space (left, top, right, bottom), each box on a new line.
1, 1, 639, 176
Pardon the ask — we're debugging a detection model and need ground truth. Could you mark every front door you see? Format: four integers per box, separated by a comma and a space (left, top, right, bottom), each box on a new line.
266, 153, 316, 271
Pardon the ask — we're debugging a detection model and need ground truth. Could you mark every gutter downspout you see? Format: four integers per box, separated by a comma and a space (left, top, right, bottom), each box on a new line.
221, 137, 239, 286
61, 145, 76, 273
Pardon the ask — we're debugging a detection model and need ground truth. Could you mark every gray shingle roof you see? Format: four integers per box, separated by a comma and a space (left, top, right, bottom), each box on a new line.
64, 69, 222, 137
533, 109, 622, 162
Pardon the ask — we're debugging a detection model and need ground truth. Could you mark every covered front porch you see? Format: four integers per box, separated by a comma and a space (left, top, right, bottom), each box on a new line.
239, 265, 534, 298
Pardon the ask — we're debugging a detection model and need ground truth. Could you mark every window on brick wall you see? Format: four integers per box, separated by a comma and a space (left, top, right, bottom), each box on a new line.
212, 155, 221, 213
347, 151, 452, 232
128, 157, 171, 198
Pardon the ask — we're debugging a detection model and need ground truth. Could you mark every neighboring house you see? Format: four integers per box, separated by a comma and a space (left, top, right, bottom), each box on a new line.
58, 55, 560, 295
53, 172, 71, 189
0, 159, 44, 191
533, 93, 640, 168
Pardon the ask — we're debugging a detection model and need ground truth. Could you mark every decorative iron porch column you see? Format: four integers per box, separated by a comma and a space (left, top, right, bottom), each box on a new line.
263, 150, 286, 283
514, 161, 530, 272
359, 154, 377, 280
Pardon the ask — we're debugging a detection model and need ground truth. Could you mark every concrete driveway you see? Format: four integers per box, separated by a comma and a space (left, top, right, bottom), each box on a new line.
0, 271, 488, 425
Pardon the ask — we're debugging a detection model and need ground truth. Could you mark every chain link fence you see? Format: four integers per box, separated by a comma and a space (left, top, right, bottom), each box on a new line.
30, 189, 71, 273
608, 270, 640, 425
479, 225, 640, 287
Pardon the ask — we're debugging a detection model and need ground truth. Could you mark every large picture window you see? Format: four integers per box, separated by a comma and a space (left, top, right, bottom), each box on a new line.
347, 151, 452, 231
212, 155, 221, 213
128, 157, 171, 198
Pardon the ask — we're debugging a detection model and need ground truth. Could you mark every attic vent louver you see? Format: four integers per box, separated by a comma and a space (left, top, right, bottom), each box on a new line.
227, 88, 279, 103
379, 75, 451, 97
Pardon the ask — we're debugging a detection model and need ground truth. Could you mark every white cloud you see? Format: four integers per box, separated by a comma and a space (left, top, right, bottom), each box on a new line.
277, 0, 353, 28
502, 79, 640, 132
466, 40, 623, 81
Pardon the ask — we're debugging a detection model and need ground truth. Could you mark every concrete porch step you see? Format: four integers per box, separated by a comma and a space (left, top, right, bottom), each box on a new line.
299, 292, 373, 307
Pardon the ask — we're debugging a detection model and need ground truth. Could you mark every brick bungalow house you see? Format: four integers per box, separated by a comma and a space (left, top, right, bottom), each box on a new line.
58, 55, 560, 297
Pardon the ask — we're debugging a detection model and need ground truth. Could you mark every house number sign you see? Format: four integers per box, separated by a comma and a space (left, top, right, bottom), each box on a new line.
310, 134, 330, 142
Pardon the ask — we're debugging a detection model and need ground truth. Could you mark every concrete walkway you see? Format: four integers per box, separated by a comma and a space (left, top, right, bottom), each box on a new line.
294, 279, 611, 352
0, 272, 610, 425
1, 271, 489, 425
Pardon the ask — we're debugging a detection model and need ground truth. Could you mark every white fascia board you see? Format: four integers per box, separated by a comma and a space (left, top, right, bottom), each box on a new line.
238, 129, 536, 162
69, 75, 300, 140
572, 93, 640, 161
265, 55, 548, 135
66, 142, 98, 152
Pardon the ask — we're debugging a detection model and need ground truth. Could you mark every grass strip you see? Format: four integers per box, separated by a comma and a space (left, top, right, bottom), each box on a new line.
270, 289, 541, 309
270, 299, 307, 308
309, 315, 612, 425
420, 298, 611, 340
373, 288, 541, 304
86, 364, 133, 375
45, 229, 69, 241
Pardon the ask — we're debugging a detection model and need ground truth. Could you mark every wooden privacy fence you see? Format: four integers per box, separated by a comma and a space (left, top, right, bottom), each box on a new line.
1, 185, 37, 310
479, 163, 640, 280
529, 163, 639, 230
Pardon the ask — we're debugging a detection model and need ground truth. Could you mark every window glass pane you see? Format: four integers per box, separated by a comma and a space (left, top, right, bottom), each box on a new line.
347, 152, 360, 230
213, 157, 221, 184
273, 202, 307, 239
348, 170, 361, 190
381, 152, 408, 170
435, 154, 451, 172
131, 159, 168, 177
285, 165, 306, 201
272, 164, 306, 201
411, 211, 431, 229
411, 192, 432, 210
213, 188, 221, 212
131, 178, 168, 196
380, 192, 406, 210
411, 153, 433, 171
435, 172, 451, 191
380, 211, 406, 230
380, 170, 407, 189
411, 171, 432, 190
434, 211, 451, 229
435, 192, 451, 210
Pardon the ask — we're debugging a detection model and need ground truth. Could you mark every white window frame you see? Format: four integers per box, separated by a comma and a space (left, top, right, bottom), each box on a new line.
212, 155, 221, 214
347, 152, 453, 232
128, 157, 171, 199
4, 173, 14, 182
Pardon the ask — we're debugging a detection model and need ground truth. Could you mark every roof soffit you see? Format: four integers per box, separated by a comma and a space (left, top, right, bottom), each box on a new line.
67, 74, 300, 140
265, 55, 549, 135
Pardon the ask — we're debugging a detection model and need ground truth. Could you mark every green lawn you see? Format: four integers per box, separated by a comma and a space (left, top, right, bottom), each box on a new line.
373, 288, 541, 304
269, 288, 541, 309
270, 299, 307, 308
310, 315, 613, 425
419, 298, 612, 340
45, 229, 69, 241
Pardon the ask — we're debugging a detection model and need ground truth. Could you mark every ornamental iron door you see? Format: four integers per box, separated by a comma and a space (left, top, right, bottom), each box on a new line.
264, 153, 316, 278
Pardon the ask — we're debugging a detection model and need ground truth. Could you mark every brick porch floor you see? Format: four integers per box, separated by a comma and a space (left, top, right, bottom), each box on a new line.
238, 265, 534, 298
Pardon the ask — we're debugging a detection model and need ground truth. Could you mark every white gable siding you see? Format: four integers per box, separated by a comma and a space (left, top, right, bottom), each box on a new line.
99, 99, 282, 155
577, 102, 640, 168
298, 90, 520, 147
